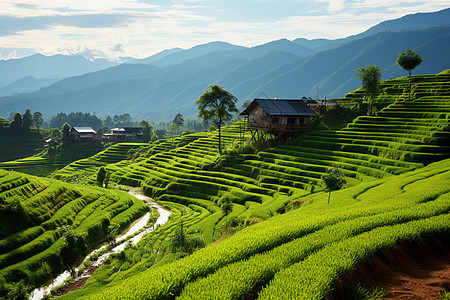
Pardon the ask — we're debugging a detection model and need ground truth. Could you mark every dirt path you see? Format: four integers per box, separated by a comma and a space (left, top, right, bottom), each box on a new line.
333, 235, 450, 299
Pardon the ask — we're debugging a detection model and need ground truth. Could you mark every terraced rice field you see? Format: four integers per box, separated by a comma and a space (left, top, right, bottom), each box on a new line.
58, 158, 450, 299
0, 170, 149, 298
2, 72, 448, 299
50, 142, 148, 183
0, 143, 103, 176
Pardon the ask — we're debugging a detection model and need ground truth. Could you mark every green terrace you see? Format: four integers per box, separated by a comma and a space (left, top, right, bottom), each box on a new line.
0, 170, 149, 297
57, 158, 450, 300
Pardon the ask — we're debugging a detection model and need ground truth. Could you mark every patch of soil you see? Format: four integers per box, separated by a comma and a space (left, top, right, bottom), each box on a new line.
51, 264, 100, 297
332, 233, 450, 300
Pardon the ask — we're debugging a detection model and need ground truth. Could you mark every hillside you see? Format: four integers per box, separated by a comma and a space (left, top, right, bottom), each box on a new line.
0, 170, 149, 298
57, 158, 450, 299
0, 14, 449, 121
38, 71, 449, 299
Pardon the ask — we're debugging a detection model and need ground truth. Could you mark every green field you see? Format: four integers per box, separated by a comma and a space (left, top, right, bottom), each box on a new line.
1, 71, 449, 299
0, 170, 149, 298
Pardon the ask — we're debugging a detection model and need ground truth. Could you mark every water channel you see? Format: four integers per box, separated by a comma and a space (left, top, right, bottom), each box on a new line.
29, 189, 171, 300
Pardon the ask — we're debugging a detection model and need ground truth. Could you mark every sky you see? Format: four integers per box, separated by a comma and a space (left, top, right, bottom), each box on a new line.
0, 0, 449, 61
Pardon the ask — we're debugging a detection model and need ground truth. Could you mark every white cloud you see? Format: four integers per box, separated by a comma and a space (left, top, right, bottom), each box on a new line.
0, 0, 448, 60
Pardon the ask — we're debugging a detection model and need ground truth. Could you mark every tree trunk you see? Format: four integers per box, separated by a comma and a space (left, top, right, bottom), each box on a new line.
218, 116, 222, 155
328, 191, 331, 204
409, 70, 412, 101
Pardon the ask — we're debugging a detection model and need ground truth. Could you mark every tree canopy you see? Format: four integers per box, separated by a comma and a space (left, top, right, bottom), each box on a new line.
354, 65, 382, 116
397, 49, 423, 78
196, 85, 238, 154
321, 166, 346, 204
173, 113, 184, 130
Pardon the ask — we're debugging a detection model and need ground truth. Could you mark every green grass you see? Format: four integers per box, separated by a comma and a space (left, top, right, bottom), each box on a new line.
57, 159, 450, 300
0, 169, 149, 298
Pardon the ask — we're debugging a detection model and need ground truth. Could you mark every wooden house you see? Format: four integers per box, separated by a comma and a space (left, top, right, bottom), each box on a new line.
103, 127, 143, 140
70, 127, 97, 142
240, 99, 316, 143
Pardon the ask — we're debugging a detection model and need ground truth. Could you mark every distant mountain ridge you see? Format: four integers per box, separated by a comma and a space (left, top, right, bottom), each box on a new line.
0, 8, 449, 122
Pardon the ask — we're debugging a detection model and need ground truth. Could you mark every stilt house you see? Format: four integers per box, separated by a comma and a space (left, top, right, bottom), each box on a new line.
240, 98, 316, 142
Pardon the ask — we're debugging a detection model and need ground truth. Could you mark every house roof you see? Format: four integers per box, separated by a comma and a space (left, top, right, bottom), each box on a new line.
123, 127, 143, 134
111, 128, 126, 132
72, 127, 96, 133
240, 99, 316, 116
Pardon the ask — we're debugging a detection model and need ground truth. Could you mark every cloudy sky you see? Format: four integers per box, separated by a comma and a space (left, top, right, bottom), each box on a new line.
0, 0, 448, 60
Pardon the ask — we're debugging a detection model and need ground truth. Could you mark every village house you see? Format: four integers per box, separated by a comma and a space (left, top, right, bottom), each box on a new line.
103, 127, 143, 141
70, 127, 98, 142
240, 98, 316, 143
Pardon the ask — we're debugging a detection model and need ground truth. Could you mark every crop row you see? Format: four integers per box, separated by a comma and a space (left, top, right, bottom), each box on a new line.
62, 158, 450, 300
0, 170, 149, 297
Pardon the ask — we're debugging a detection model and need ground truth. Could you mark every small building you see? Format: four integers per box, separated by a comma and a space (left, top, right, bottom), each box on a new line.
103, 127, 143, 140
240, 98, 316, 143
70, 127, 97, 142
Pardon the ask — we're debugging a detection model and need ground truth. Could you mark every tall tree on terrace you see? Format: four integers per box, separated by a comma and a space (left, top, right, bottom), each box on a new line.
173, 113, 184, 133
32, 112, 43, 133
354, 65, 382, 116
196, 85, 238, 155
138, 120, 153, 142
397, 49, 423, 101
22, 109, 33, 132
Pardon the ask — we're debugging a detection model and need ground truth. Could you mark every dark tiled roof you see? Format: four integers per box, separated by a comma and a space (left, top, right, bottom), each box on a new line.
72, 127, 96, 133
123, 127, 143, 134
241, 99, 316, 116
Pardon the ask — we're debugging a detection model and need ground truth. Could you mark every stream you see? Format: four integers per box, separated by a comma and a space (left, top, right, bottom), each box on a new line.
29, 189, 171, 300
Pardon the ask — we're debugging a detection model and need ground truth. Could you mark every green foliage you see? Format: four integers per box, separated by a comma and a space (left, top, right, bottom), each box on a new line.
438, 290, 450, 300
6, 279, 29, 300
219, 193, 234, 216
196, 85, 239, 154
321, 166, 346, 204
346, 284, 386, 300
32, 112, 43, 132
96, 166, 107, 187
173, 113, 184, 130
170, 221, 206, 255
397, 49, 423, 77
354, 65, 382, 115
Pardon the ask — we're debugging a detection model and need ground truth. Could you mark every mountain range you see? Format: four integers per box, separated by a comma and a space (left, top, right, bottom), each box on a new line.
0, 8, 449, 122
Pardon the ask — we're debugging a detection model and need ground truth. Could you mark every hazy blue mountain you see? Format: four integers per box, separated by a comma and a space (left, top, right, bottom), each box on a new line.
132, 48, 183, 65
293, 8, 450, 55
0, 53, 119, 88
0, 76, 59, 96
247, 27, 450, 102
358, 8, 450, 38
148, 41, 246, 66
0, 9, 449, 122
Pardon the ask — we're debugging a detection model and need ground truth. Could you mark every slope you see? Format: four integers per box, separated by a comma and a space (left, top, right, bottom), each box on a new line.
51, 72, 450, 299
0, 170, 149, 298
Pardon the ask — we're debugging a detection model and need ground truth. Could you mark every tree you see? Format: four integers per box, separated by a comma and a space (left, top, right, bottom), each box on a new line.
138, 120, 153, 142
397, 49, 423, 101
51, 128, 61, 139
10, 112, 23, 132
97, 166, 107, 187
196, 85, 238, 154
107, 222, 120, 247
61, 123, 71, 144
354, 65, 382, 116
169, 123, 177, 148
321, 166, 346, 204
32, 112, 43, 132
219, 193, 234, 216
22, 109, 33, 132
173, 113, 184, 132
60, 225, 85, 277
